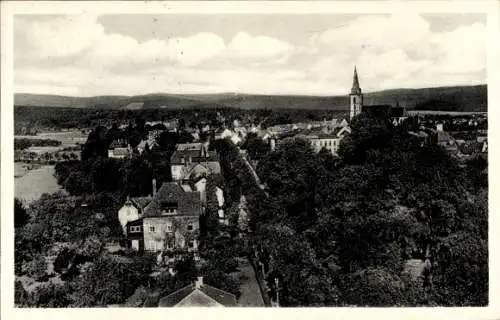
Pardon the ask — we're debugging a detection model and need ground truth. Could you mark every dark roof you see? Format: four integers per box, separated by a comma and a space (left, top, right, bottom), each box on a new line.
143, 182, 202, 217
159, 284, 195, 307
362, 104, 391, 119
158, 284, 237, 307
130, 196, 152, 211
199, 285, 237, 306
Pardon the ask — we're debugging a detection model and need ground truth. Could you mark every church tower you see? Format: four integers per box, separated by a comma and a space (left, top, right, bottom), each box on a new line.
349, 66, 363, 120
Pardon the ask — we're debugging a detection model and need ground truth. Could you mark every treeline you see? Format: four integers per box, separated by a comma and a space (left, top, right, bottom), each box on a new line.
238, 113, 488, 306
15, 105, 343, 132
15, 138, 62, 150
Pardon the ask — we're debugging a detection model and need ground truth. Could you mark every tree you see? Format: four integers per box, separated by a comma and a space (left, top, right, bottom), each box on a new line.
430, 232, 488, 306
14, 198, 29, 228
242, 132, 269, 161
257, 138, 326, 232
259, 224, 339, 306
24, 254, 48, 281
340, 267, 415, 306
338, 114, 392, 164
68, 253, 154, 307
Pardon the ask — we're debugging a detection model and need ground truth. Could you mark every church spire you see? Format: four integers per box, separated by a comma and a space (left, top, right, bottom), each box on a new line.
351, 66, 361, 95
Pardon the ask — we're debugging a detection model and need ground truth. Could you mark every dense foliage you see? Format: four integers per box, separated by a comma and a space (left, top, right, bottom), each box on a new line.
246, 114, 488, 306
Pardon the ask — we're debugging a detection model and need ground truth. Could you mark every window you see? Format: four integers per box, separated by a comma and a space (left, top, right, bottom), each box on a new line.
130, 226, 141, 233
187, 224, 193, 231
149, 226, 155, 232
167, 224, 172, 232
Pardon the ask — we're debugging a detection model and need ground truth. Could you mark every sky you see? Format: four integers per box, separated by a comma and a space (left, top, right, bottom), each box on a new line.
14, 13, 487, 96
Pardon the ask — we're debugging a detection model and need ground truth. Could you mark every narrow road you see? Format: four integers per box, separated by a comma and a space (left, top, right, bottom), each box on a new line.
239, 150, 269, 197
236, 257, 265, 307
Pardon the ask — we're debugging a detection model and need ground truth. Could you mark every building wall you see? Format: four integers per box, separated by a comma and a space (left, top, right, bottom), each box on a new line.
118, 205, 140, 234
350, 94, 363, 120
143, 216, 200, 252
171, 165, 185, 181
311, 138, 340, 155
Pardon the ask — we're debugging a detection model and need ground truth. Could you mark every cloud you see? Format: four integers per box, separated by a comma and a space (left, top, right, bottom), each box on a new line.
226, 32, 294, 60
308, 13, 486, 91
14, 13, 486, 96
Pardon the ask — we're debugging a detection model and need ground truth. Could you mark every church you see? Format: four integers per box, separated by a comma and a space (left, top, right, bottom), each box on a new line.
349, 67, 406, 122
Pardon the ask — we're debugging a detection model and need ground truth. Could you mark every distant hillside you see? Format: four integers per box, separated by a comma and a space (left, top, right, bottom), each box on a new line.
14, 84, 487, 112
14, 94, 129, 108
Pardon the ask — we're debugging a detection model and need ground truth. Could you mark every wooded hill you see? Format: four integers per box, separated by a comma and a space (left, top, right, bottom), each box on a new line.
15, 84, 487, 113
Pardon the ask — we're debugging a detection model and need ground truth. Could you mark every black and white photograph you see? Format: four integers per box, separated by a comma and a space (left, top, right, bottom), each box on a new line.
1, 0, 498, 315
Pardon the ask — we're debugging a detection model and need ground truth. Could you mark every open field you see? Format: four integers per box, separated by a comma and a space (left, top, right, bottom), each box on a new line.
15, 164, 62, 203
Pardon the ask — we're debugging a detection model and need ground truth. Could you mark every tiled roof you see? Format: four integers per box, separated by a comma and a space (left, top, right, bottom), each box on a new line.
199, 285, 237, 306
158, 284, 237, 307
159, 284, 196, 307
143, 182, 202, 217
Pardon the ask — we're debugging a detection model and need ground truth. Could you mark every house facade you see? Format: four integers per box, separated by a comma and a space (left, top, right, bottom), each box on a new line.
306, 126, 352, 155
142, 182, 202, 253
126, 218, 144, 251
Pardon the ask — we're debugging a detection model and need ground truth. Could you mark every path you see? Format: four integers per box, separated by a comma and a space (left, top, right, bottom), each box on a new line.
239, 150, 269, 197
236, 257, 265, 307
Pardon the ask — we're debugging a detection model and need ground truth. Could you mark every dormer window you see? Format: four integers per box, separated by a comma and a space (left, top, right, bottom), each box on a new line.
160, 201, 178, 215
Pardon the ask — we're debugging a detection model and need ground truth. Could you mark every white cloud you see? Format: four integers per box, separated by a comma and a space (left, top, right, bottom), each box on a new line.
14, 14, 486, 96
309, 13, 486, 91
226, 32, 294, 60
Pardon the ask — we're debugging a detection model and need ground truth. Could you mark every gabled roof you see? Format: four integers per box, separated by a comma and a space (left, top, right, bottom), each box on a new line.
182, 162, 222, 180
130, 196, 153, 211
158, 283, 237, 307
143, 182, 202, 217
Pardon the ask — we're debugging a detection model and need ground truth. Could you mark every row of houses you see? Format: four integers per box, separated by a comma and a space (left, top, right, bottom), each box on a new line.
118, 142, 225, 257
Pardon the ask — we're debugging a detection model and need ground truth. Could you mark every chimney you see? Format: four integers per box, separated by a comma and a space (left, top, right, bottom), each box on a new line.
436, 123, 444, 132
195, 276, 203, 289
152, 179, 157, 196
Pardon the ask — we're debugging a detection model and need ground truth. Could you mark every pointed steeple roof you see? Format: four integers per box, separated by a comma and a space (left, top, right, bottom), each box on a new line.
351, 66, 362, 95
